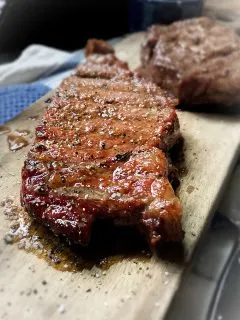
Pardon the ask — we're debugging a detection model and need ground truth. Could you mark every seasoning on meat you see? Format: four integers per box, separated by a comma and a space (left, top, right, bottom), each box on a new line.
21, 40, 183, 248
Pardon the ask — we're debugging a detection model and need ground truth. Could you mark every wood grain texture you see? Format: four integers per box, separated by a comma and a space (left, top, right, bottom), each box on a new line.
0, 33, 240, 320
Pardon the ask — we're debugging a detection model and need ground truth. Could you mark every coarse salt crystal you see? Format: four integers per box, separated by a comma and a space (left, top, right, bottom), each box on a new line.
58, 304, 66, 314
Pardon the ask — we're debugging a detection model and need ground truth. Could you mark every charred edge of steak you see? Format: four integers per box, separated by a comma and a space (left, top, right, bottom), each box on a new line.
85, 39, 115, 57
168, 164, 180, 191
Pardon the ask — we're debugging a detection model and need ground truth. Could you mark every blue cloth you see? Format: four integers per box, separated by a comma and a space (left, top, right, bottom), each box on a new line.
0, 83, 50, 125
0, 49, 87, 125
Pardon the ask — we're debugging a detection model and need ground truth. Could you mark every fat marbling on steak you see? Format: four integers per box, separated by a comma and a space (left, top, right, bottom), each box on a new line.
21, 39, 183, 248
138, 17, 240, 106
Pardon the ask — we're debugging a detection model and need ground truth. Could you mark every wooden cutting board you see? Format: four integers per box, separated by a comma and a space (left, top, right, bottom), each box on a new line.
0, 34, 240, 320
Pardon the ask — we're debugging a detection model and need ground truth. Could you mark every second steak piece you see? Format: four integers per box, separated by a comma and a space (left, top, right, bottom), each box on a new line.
21, 40, 183, 248
139, 17, 240, 106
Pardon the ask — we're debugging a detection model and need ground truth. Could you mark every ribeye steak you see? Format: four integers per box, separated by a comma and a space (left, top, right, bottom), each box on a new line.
21, 39, 183, 248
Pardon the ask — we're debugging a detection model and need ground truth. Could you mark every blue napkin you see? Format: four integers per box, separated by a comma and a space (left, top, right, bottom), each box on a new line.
0, 50, 85, 125
0, 83, 50, 125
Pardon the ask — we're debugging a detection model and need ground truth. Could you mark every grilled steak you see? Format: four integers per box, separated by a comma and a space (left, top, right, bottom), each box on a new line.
138, 17, 240, 106
21, 40, 183, 248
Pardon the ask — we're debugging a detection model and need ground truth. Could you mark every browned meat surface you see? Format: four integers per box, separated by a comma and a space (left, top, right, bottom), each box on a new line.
138, 17, 240, 106
85, 38, 114, 56
21, 40, 183, 248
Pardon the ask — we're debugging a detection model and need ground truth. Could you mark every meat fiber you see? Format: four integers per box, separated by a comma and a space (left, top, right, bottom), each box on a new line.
138, 17, 240, 106
21, 40, 183, 248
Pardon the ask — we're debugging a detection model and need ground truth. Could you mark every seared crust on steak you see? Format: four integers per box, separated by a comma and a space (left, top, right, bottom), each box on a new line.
21, 40, 183, 248
85, 39, 115, 56
138, 17, 240, 106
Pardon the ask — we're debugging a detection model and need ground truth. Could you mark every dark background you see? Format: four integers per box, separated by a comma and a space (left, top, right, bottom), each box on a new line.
0, 0, 129, 55
0, 0, 203, 61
